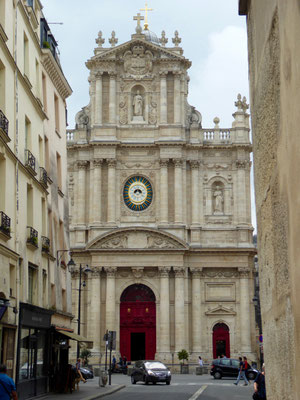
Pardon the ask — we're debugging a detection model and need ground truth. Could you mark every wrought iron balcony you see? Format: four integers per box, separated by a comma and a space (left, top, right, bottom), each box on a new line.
0, 211, 11, 237
39, 167, 48, 188
0, 110, 9, 142
41, 236, 50, 253
25, 149, 36, 175
27, 226, 38, 248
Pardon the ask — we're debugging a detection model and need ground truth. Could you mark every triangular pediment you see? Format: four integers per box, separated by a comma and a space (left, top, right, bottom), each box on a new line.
87, 38, 190, 66
87, 227, 189, 251
205, 305, 236, 316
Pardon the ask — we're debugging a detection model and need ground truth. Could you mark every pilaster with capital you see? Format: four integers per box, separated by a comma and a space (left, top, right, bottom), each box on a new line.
174, 71, 182, 124
158, 267, 171, 352
238, 267, 252, 352
174, 267, 185, 351
160, 160, 169, 224
174, 159, 183, 224
94, 73, 103, 125
236, 160, 247, 224
190, 161, 200, 225
190, 267, 202, 353
109, 73, 117, 123
87, 268, 101, 351
107, 160, 116, 224
160, 72, 167, 124
105, 267, 116, 331
93, 159, 103, 224
77, 161, 88, 225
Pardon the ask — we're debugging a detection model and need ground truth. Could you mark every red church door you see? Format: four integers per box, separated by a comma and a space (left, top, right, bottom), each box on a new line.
120, 284, 156, 361
213, 323, 230, 358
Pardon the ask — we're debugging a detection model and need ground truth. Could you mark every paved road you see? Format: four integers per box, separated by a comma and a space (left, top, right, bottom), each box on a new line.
107, 374, 254, 400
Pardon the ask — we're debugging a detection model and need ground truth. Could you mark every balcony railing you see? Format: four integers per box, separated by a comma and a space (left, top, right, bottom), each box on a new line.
27, 226, 38, 248
25, 149, 36, 174
0, 211, 11, 237
41, 236, 50, 253
39, 167, 48, 187
0, 110, 9, 140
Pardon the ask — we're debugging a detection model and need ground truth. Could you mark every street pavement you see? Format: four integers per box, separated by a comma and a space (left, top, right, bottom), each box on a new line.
41, 373, 254, 400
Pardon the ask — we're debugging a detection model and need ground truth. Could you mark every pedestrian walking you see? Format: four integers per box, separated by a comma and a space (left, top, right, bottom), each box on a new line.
253, 363, 266, 400
234, 356, 249, 386
0, 364, 18, 400
76, 358, 87, 386
198, 356, 203, 366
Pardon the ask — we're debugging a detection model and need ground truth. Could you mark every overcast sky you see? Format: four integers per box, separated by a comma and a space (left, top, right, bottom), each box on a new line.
42, 0, 256, 230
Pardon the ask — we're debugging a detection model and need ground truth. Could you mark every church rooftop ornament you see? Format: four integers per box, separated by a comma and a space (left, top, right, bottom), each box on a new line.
109, 31, 118, 47
140, 2, 154, 31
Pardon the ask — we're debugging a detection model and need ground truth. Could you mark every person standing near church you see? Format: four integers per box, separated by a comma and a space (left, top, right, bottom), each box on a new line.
0, 364, 18, 400
198, 356, 203, 367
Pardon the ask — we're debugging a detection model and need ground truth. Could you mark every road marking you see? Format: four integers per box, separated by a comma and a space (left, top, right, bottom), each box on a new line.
188, 385, 208, 400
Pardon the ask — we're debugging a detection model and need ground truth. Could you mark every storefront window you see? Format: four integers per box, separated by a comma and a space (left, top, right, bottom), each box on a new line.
19, 328, 30, 381
18, 328, 47, 381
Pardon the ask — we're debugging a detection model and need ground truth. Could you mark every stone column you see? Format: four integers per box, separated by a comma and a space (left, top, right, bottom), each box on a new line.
174, 159, 183, 224
239, 267, 252, 352
160, 160, 169, 224
77, 161, 88, 225
107, 160, 116, 224
94, 73, 103, 125
174, 267, 185, 351
236, 160, 247, 224
191, 161, 200, 225
159, 267, 171, 354
105, 267, 116, 331
88, 268, 101, 352
160, 72, 167, 124
190, 268, 202, 353
109, 73, 116, 124
174, 72, 181, 124
93, 159, 103, 224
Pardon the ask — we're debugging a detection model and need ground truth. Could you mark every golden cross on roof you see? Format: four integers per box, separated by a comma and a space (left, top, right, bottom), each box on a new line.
140, 2, 153, 30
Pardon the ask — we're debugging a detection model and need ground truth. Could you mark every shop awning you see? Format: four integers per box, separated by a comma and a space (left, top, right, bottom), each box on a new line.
57, 330, 93, 347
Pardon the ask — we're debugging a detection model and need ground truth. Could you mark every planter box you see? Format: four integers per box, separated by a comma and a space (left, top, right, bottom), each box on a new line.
196, 366, 203, 375
180, 365, 189, 374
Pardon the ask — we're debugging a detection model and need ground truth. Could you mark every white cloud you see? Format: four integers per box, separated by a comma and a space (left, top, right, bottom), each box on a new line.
189, 26, 249, 128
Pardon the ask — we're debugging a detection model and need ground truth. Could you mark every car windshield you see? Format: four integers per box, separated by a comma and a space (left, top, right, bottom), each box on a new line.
145, 362, 167, 370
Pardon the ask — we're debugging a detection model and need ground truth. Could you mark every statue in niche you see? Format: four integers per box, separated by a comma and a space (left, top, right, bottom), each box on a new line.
133, 91, 143, 116
213, 186, 224, 213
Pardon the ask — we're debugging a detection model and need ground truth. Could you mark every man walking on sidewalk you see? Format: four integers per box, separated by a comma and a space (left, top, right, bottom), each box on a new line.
0, 364, 18, 399
234, 356, 249, 386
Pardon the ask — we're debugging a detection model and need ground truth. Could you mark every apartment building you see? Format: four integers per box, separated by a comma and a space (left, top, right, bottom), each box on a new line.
0, 0, 72, 398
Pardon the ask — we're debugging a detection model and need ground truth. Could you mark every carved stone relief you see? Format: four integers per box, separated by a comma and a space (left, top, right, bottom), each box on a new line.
147, 234, 178, 249
95, 234, 128, 249
119, 95, 128, 125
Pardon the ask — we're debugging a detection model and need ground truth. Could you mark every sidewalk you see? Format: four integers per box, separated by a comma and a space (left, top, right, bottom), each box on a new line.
40, 377, 126, 400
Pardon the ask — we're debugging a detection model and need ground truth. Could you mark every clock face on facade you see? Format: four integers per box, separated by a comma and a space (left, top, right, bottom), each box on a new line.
123, 176, 153, 211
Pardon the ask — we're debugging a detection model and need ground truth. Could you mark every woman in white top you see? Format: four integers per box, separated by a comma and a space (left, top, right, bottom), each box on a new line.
198, 356, 203, 366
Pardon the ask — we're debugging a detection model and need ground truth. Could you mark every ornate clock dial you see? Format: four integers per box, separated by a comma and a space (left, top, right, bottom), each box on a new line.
123, 176, 153, 211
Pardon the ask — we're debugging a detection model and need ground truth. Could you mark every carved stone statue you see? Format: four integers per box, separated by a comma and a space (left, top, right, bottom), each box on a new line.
213, 186, 224, 213
133, 91, 143, 116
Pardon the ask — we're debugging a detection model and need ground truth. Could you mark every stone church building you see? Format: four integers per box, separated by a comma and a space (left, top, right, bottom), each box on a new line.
67, 15, 257, 364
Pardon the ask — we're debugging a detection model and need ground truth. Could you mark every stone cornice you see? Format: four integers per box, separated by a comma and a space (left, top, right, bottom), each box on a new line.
86, 38, 191, 69
42, 50, 72, 100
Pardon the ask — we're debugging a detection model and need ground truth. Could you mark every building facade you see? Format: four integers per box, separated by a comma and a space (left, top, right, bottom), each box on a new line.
67, 18, 257, 365
0, 0, 72, 398
239, 0, 300, 398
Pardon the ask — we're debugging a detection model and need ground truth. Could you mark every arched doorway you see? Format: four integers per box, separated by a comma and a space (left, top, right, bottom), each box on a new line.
213, 323, 230, 358
120, 284, 156, 361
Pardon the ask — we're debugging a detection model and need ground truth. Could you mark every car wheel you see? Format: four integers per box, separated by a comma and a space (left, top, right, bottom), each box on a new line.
145, 377, 149, 385
214, 371, 222, 379
166, 380, 170, 385
131, 376, 136, 384
247, 372, 255, 381
153, 381, 156, 385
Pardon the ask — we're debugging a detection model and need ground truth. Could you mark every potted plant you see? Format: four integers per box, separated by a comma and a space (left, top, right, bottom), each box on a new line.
80, 348, 92, 367
178, 349, 189, 374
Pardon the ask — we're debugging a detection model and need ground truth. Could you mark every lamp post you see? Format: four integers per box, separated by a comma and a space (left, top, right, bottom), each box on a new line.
76, 263, 91, 358
253, 295, 263, 368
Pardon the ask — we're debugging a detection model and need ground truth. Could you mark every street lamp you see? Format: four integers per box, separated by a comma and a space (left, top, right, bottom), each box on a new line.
253, 295, 263, 368
75, 262, 91, 358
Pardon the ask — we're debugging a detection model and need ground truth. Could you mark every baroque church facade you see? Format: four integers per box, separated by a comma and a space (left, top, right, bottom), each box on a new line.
67, 16, 257, 364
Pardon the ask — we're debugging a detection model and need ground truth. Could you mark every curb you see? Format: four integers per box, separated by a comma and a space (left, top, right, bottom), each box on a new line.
83, 385, 126, 400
